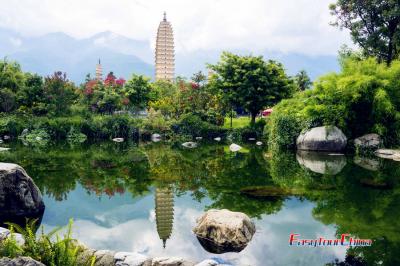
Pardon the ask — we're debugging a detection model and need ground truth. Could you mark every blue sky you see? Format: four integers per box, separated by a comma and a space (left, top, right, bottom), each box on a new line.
0, 0, 353, 56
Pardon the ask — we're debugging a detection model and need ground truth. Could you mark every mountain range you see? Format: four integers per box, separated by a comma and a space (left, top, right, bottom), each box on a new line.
0, 28, 340, 84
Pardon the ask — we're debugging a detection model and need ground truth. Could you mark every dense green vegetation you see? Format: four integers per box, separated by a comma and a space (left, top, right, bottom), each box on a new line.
0, 220, 94, 266
268, 56, 400, 149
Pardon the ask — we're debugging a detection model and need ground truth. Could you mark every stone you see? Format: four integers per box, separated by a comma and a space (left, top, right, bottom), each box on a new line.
296, 151, 346, 175
0, 257, 45, 266
113, 138, 124, 143
354, 133, 381, 151
375, 149, 400, 161
214, 137, 221, 142
115, 252, 148, 266
256, 141, 263, 146
0, 163, 45, 227
93, 250, 116, 266
151, 134, 162, 142
182, 142, 197, 148
3, 135, 10, 140
248, 138, 256, 141
151, 257, 195, 266
0, 227, 24, 245
354, 156, 380, 171
195, 137, 203, 140
0, 147, 10, 152
296, 126, 347, 152
229, 144, 242, 152
194, 260, 218, 266
193, 209, 256, 254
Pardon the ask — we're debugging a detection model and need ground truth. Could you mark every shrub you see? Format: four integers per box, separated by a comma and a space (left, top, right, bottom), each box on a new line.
268, 57, 400, 149
173, 114, 227, 139
1, 219, 94, 266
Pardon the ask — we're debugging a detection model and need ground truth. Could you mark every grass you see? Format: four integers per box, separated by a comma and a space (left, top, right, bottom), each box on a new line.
223, 116, 251, 129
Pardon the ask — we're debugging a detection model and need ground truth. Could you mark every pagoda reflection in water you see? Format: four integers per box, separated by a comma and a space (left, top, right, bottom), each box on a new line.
155, 185, 174, 248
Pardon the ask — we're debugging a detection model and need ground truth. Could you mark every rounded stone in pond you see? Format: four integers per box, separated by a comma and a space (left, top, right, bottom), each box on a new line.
193, 209, 255, 254
0, 163, 45, 228
297, 126, 347, 152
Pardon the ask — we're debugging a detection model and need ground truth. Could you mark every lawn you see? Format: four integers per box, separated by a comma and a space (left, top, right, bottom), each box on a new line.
223, 116, 252, 129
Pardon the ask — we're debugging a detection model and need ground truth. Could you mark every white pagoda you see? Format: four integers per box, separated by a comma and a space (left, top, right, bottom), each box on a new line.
155, 12, 175, 81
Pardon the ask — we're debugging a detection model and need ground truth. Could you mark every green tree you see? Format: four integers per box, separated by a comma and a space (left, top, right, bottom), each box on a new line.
209, 52, 294, 124
43, 72, 77, 116
16, 73, 46, 115
294, 70, 312, 91
330, 0, 400, 64
123, 74, 152, 112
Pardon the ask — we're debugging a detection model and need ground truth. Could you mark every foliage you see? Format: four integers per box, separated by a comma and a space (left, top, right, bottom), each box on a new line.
43, 72, 78, 116
268, 57, 400, 148
330, 0, 400, 64
209, 52, 294, 124
123, 74, 152, 112
1, 219, 94, 266
172, 113, 227, 139
294, 70, 312, 91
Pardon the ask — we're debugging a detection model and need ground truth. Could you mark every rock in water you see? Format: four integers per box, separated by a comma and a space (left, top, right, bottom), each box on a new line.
296, 151, 346, 175
256, 141, 263, 146
0, 257, 45, 266
0, 163, 45, 227
151, 133, 162, 142
112, 138, 124, 142
193, 209, 256, 254
297, 126, 347, 152
229, 144, 242, 152
214, 137, 221, 142
182, 142, 197, 148
354, 133, 381, 152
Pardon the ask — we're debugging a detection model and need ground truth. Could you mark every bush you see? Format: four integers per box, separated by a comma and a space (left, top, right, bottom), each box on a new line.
173, 114, 227, 139
268, 57, 400, 149
1, 219, 95, 266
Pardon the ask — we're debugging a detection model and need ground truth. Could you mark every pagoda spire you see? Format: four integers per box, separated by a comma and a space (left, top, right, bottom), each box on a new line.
95, 59, 103, 81
155, 12, 175, 81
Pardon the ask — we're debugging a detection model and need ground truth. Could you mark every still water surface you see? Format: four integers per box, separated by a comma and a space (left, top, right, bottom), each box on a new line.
0, 141, 399, 266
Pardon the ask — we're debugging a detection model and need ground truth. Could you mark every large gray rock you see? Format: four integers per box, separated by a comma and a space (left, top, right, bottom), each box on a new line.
150, 257, 195, 266
297, 126, 347, 152
0, 163, 45, 227
296, 151, 347, 175
193, 209, 255, 254
0, 257, 45, 266
354, 133, 382, 152
375, 149, 400, 161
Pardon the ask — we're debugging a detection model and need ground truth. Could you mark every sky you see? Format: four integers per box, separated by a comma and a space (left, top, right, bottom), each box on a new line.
0, 0, 353, 56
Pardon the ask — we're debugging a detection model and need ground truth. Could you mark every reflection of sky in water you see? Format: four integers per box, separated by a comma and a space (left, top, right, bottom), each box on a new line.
41, 185, 346, 266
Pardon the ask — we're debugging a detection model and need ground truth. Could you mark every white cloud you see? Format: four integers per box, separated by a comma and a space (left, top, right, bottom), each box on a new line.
0, 0, 352, 56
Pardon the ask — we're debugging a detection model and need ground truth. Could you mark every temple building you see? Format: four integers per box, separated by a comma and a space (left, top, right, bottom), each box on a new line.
155, 185, 174, 248
95, 59, 103, 81
155, 12, 175, 81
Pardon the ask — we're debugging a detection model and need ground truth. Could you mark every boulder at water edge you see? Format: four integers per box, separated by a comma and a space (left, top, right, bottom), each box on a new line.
193, 209, 256, 254
229, 143, 242, 152
0, 163, 45, 227
0, 257, 45, 266
354, 133, 381, 152
297, 126, 347, 152
182, 142, 197, 148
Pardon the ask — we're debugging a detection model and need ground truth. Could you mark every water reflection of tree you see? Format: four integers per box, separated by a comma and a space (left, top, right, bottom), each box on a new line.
269, 151, 400, 266
0, 141, 153, 200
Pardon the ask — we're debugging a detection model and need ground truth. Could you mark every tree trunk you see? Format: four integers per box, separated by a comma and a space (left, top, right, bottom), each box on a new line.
250, 111, 257, 125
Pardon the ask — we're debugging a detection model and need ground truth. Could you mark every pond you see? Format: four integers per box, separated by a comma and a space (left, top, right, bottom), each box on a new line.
0, 140, 399, 266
